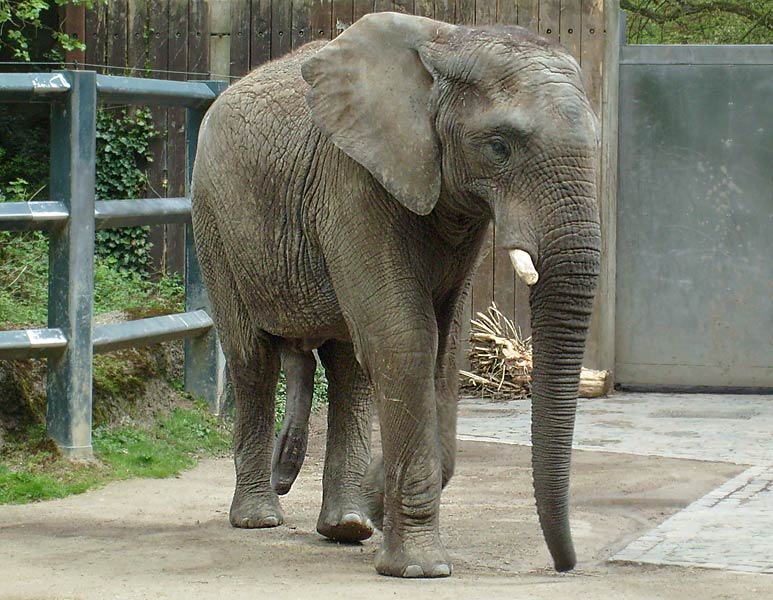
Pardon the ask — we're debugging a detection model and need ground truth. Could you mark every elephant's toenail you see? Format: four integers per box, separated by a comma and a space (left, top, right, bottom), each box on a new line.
260, 516, 279, 527
403, 565, 424, 578
431, 564, 451, 577
341, 513, 361, 524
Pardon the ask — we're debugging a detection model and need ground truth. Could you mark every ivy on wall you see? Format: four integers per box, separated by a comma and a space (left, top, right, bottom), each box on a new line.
95, 107, 157, 276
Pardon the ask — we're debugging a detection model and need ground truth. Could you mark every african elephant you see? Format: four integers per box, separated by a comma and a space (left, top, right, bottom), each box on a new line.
191, 12, 601, 578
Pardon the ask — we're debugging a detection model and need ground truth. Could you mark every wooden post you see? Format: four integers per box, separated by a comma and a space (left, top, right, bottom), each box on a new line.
592, 0, 620, 374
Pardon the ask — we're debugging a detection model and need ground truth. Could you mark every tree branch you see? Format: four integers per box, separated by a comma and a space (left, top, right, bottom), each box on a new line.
621, 0, 773, 32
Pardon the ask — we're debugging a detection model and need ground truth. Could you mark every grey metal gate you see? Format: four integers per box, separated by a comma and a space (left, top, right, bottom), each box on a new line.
616, 45, 773, 390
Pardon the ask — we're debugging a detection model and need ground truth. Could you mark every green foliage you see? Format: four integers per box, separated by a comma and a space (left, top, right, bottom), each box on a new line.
0, 224, 183, 326
623, 0, 773, 44
0, 404, 231, 504
95, 107, 158, 277
0, 105, 49, 197
0, 175, 48, 324
0, 1, 105, 61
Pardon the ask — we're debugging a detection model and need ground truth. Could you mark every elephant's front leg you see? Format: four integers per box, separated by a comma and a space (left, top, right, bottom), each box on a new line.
346, 307, 449, 578
372, 326, 449, 578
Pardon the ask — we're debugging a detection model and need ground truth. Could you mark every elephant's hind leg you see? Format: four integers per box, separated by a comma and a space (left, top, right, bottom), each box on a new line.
271, 347, 316, 495
316, 340, 374, 542
228, 333, 284, 528
192, 198, 284, 529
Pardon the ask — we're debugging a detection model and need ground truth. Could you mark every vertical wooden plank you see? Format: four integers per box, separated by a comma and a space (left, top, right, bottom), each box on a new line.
311, 0, 334, 40
496, 0, 518, 24
475, 0, 496, 25
148, 2, 169, 78
539, 0, 561, 43
513, 273, 531, 338
458, 293, 473, 372
372, 1, 394, 13
293, 1, 313, 49
414, 0, 433, 17
168, 0, 189, 83
581, 0, 603, 114
272, 0, 293, 56
353, 1, 373, 21
209, 0, 231, 80
434, 0, 455, 23
456, 0, 474, 24
251, 0, 271, 67
560, 0, 582, 60
188, 0, 209, 76
61, 4, 86, 65
231, 0, 252, 77
332, 1, 354, 36
393, 0, 414, 14
127, 0, 149, 74
492, 246, 516, 329
107, 0, 128, 70
586, 0, 617, 373
85, 1, 108, 68
148, 1, 171, 271
471, 224, 494, 330
517, 0, 538, 31
166, 0, 189, 274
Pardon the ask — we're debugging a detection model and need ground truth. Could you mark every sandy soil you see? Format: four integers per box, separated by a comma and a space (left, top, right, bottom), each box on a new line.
1, 420, 769, 600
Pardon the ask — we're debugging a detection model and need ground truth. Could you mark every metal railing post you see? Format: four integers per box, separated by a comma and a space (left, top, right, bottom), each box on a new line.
46, 70, 97, 459
184, 80, 228, 413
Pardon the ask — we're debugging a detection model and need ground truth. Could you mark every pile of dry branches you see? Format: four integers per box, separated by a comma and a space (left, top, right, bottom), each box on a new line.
459, 304, 610, 400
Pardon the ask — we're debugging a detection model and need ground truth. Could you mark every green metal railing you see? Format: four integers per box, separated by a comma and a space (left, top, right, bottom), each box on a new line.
0, 70, 227, 459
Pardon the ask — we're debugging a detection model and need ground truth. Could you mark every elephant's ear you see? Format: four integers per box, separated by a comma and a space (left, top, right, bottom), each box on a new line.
302, 12, 452, 216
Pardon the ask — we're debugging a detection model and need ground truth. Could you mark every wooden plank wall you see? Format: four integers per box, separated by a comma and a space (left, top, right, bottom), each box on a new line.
81, 1, 610, 367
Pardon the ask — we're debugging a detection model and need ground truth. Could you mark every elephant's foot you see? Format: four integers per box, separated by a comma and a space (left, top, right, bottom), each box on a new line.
271, 426, 308, 495
361, 455, 385, 530
229, 486, 284, 529
317, 502, 374, 543
375, 539, 452, 578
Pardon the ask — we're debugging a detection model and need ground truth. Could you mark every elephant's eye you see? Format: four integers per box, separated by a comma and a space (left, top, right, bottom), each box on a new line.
487, 139, 511, 162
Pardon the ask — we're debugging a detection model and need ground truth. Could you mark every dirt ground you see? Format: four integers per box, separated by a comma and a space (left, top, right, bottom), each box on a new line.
1, 416, 769, 600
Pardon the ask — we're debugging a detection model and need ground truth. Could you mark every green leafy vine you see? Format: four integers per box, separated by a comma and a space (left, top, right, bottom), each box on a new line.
95, 106, 158, 276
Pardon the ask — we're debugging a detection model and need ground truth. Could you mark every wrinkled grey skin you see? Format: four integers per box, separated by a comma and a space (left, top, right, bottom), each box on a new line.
191, 12, 600, 578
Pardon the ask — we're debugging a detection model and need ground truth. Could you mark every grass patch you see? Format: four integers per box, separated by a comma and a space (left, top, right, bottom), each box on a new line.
0, 230, 184, 328
0, 404, 231, 505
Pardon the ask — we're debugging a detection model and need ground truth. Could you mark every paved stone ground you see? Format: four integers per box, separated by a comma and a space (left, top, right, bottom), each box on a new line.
613, 465, 773, 573
457, 392, 773, 574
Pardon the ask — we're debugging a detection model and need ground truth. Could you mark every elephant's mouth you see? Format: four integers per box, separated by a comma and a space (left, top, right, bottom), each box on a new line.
508, 248, 539, 286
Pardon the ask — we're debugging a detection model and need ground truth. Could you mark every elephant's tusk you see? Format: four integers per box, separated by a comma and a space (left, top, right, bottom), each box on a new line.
509, 249, 539, 286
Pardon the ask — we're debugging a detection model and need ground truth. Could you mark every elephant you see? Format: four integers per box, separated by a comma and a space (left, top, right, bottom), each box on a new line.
190, 12, 601, 578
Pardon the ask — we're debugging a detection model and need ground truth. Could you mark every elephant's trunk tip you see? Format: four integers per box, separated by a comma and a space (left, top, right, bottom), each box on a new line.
509, 249, 539, 286
553, 549, 577, 573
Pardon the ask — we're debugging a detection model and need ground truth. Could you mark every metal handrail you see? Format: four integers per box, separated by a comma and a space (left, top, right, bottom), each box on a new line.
0, 70, 227, 458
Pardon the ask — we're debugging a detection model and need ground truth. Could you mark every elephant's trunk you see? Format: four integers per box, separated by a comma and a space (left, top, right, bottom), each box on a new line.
527, 220, 601, 572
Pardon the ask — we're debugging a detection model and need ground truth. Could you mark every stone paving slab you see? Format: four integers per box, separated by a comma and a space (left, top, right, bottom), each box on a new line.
457, 393, 773, 465
612, 465, 773, 573
457, 392, 773, 574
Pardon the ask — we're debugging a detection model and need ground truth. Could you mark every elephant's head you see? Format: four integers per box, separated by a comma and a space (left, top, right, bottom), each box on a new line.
302, 12, 601, 572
